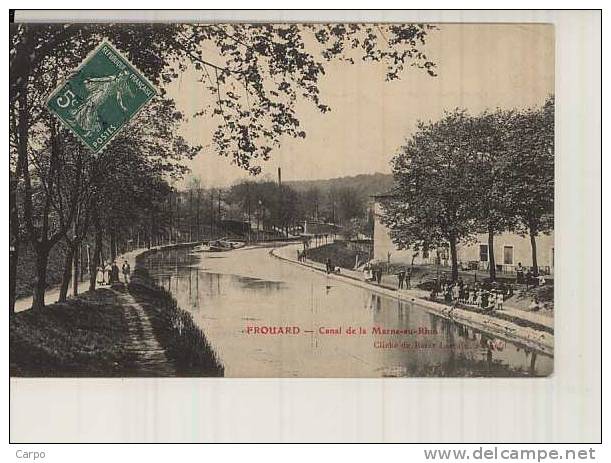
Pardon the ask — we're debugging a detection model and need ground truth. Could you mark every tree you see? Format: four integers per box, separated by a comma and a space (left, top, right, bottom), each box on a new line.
11, 23, 436, 172
470, 110, 518, 281
381, 110, 480, 281
10, 23, 437, 309
13, 117, 86, 310
504, 97, 554, 276
336, 186, 365, 224
85, 97, 196, 291
302, 187, 322, 221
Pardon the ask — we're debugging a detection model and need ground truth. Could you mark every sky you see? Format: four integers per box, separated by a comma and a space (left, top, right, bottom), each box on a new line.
166, 24, 554, 189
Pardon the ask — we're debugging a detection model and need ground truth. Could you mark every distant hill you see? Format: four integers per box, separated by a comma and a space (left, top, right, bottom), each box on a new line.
285, 172, 394, 201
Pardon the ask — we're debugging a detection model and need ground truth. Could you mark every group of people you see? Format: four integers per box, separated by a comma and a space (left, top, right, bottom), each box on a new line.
363, 263, 383, 284
297, 249, 308, 262
394, 268, 412, 289
96, 260, 131, 286
515, 262, 547, 287
325, 258, 341, 274
430, 279, 510, 312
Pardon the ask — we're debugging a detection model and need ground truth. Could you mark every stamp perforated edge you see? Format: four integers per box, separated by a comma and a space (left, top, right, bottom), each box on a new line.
46, 38, 159, 155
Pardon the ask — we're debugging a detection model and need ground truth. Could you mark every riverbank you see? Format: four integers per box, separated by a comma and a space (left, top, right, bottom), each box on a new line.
10, 243, 223, 377
271, 243, 554, 357
13, 241, 200, 312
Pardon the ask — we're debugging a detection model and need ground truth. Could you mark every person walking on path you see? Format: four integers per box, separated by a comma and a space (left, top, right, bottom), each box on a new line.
110, 261, 120, 285
376, 267, 383, 285
452, 283, 460, 304
481, 289, 490, 310
396, 268, 406, 289
495, 290, 504, 310
525, 269, 533, 289
326, 258, 332, 274
96, 263, 104, 286
475, 288, 482, 308
122, 260, 131, 284
363, 263, 371, 281
516, 262, 524, 284
103, 261, 112, 285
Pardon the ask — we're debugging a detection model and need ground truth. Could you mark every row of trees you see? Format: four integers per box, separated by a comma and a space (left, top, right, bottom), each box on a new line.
9, 95, 197, 312
10, 23, 437, 311
381, 97, 554, 281
145, 180, 373, 244
226, 180, 371, 234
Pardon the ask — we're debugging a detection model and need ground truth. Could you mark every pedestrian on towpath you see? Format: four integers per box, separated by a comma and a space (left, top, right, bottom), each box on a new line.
469, 286, 476, 305
481, 289, 490, 310
397, 268, 406, 289
495, 291, 504, 310
525, 269, 533, 289
110, 261, 120, 285
96, 263, 104, 286
326, 258, 332, 274
103, 261, 112, 285
122, 260, 131, 283
363, 263, 372, 281
452, 283, 460, 303
376, 267, 383, 285
516, 262, 524, 284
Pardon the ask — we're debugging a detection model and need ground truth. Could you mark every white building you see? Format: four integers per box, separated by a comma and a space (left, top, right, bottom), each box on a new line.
373, 198, 554, 275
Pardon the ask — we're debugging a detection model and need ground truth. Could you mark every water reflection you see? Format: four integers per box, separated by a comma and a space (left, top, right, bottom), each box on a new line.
138, 246, 553, 378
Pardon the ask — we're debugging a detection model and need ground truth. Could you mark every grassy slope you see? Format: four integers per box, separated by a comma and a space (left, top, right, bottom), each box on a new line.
10, 273, 224, 377
128, 268, 224, 377
307, 242, 360, 269
10, 289, 128, 377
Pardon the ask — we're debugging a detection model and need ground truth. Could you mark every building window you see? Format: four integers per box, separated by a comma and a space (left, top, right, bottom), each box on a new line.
503, 245, 514, 265
479, 244, 488, 262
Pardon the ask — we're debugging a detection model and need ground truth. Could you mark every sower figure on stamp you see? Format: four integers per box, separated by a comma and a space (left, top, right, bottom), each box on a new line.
69, 70, 133, 136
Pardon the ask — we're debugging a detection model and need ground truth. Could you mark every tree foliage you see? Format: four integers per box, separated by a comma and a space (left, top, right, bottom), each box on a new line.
11, 23, 436, 173
9, 22, 437, 309
381, 99, 554, 280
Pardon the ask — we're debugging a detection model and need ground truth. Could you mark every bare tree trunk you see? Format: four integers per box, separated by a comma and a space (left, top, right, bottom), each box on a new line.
530, 229, 539, 277
59, 243, 75, 302
80, 243, 86, 282
488, 224, 496, 281
89, 214, 103, 291
9, 241, 19, 315
31, 244, 50, 309
72, 241, 80, 296
9, 205, 20, 315
110, 225, 117, 262
449, 235, 459, 282
9, 168, 21, 315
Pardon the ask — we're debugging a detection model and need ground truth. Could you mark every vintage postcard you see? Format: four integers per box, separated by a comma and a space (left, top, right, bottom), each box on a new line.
10, 21, 555, 379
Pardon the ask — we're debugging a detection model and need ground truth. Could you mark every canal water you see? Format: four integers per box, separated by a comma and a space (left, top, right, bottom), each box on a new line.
138, 245, 553, 378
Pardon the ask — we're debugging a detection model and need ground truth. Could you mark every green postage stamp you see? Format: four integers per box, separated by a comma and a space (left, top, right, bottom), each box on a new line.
47, 40, 157, 153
